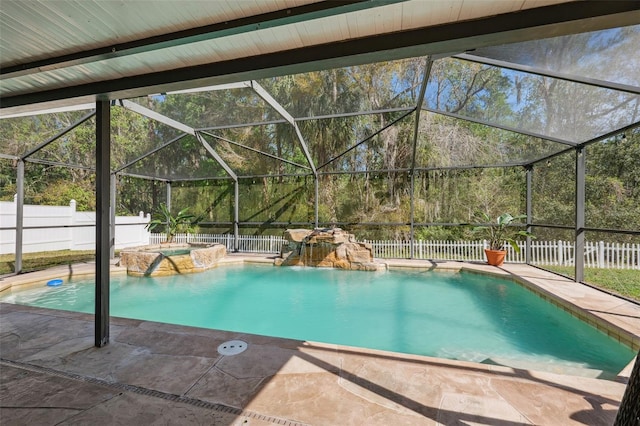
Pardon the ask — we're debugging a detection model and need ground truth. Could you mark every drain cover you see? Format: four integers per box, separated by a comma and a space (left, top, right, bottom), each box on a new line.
217, 340, 248, 356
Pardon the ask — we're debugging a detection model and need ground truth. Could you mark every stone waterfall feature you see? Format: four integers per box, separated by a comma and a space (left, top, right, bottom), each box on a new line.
119, 243, 226, 277
274, 228, 385, 271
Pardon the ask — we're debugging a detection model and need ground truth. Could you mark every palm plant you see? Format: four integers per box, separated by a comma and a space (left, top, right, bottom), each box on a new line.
472, 212, 535, 252
145, 204, 199, 243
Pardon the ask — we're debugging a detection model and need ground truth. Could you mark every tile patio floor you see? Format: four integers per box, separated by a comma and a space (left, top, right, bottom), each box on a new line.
1, 256, 638, 425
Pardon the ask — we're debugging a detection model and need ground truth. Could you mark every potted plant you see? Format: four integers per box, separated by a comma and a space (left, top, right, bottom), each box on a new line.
145, 204, 200, 244
472, 212, 535, 266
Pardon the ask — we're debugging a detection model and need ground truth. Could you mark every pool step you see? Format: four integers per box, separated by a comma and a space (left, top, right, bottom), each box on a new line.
481, 357, 605, 379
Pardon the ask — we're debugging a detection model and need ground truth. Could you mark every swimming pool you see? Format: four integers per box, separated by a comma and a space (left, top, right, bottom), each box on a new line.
0, 264, 634, 378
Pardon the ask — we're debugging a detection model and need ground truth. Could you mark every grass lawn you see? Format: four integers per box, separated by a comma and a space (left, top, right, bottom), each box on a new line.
544, 265, 640, 302
0, 250, 96, 275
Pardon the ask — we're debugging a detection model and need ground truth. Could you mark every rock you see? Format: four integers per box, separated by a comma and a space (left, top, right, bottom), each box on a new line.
191, 244, 226, 268
118, 243, 226, 277
344, 242, 373, 264
284, 229, 312, 243
119, 251, 162, 275
275, 228, 385, 271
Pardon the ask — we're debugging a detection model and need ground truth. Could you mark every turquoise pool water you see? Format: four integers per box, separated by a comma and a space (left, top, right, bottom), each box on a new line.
1, 265, 635, 378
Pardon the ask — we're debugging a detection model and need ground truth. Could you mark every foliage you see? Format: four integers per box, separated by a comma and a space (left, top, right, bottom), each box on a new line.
116, 176, 164, 216
532, 129, 640, 241
585, 131, 640, 233
0, 56, 638, 242
472, 212, 534, 252
172, 180, 234, 225
532, 153, 575, 227
30, 180, 95, 211
145, 204, 201, 243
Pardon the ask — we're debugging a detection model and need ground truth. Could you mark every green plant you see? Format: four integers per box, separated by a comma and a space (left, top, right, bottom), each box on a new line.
472, 212, 535, 252
145, 204, 200, 243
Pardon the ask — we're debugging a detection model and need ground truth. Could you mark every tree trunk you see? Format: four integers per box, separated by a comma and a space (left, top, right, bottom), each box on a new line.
614, 351, 640, 425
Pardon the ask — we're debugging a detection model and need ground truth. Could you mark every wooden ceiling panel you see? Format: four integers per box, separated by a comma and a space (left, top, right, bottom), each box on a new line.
0, 0, 319, 67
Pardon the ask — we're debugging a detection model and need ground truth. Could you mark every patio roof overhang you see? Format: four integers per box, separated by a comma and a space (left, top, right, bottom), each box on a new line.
2, 1, 639, 115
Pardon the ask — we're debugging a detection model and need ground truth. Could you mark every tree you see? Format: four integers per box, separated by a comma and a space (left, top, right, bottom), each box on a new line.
145, 204, 200, 243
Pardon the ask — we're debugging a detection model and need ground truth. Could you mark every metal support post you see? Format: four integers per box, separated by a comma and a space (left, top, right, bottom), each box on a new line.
314, 177, 319, 228
409, 172, 415, 259
166, 181, 171, 211
110, 174, 116, 259
15, 160, 24, 274
166, 181, 172, 238
575, 147, 586, 282
409, 57, 433, 259
525, 165, 533, 264
95, 100, 111, 347
234, 180, 239, 252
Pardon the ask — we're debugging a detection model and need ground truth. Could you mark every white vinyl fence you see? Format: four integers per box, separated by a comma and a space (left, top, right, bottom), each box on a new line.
367, 239, 640, 269
150, 233, 284, 254
151, 233, 640, 270
0, 199, 150, 254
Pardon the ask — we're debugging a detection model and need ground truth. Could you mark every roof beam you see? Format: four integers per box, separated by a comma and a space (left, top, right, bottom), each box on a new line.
195, 107, 417, 131
24, 157, 95, 171
0, 103, 95, 119
166, 82, 251, 95
200, 131, 311, 171
411, 57, 433, 171
118, 99, 237, 180
113, 133, 187, 174
420, 107, 577, 147
292, 124, 317, 176
318, 108, 416, 170
454, 53, 640, 95
527, 119, 640, 168
296, 107, 415, 122
22, 111, 96, 160
195, 132, 238, 181
116, 172, 170, 182
1, 1, 405, 79
119, 99, 194, 135
249, 81, 294, 125
248, 80, 317, 175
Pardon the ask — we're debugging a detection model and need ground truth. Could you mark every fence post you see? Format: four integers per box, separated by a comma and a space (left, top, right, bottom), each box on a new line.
557, 240, 563, 266
598, 241, 605, 268
69, 199, 77, 251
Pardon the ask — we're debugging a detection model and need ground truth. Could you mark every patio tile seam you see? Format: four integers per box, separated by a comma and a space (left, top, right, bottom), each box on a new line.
0, 358, 309, 426
487, 377, 536, 425
183, 358, 219, 396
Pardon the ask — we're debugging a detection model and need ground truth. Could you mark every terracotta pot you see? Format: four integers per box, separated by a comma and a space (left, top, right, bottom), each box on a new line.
484, 249, 506, 266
